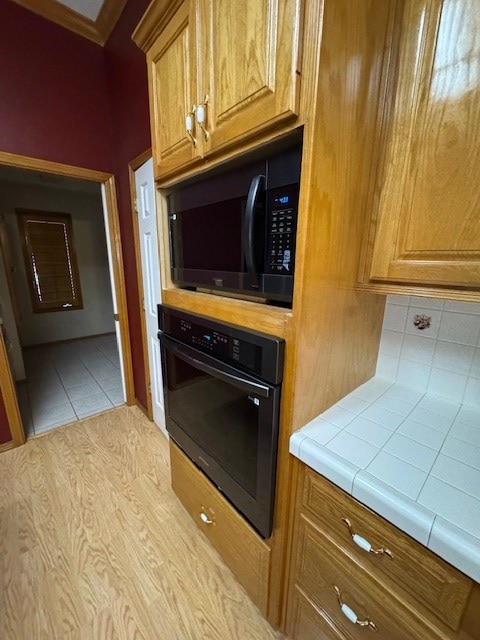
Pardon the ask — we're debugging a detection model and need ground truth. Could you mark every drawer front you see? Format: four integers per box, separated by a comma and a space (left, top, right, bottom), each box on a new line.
293, 514, 451, 640
170, 441, 271, 615
287, 586, 349, 640
303, 469, 471, 630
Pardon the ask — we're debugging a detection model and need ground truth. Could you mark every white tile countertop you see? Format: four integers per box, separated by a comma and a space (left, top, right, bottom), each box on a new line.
290, 376, 480, 582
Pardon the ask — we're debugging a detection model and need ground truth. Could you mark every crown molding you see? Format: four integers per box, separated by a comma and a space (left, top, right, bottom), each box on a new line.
132, 0, 183, 52
11, 0, 128, 46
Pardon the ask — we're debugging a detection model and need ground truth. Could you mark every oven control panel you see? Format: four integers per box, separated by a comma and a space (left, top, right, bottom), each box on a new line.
175, 318, 253, 367
159, 305, 284, 384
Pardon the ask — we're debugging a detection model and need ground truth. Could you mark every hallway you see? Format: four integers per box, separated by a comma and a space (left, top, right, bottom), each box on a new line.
16, 334, 123, 437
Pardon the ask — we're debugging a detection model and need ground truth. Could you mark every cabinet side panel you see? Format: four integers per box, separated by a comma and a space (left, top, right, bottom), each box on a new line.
290, 0, 392, 428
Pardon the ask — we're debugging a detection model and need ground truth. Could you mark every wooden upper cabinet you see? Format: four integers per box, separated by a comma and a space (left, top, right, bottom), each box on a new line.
134, 0, 303, 181
145, 1, 202, 180
198, 0, 302, 156
368, 0, 480, 291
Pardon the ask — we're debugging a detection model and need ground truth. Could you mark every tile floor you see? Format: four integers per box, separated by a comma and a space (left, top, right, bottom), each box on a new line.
16, 334, 124, 437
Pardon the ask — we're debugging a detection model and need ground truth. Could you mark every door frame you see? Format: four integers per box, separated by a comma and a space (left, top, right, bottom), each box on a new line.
0, 330, 24, 451
0, 150, 135, 449
128, 148, 153, 420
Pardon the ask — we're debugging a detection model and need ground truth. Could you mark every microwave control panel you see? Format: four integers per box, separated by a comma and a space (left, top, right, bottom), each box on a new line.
265, 184, 299, 275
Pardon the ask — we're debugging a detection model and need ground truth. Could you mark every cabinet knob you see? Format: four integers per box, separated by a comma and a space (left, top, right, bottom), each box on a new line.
342, 518, 393, 559
333, 586, 377, 631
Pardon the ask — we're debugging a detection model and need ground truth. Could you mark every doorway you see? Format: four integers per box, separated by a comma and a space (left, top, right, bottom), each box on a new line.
0, 152, 134, 444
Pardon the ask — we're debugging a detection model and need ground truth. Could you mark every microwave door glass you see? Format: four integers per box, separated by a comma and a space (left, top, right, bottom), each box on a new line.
174, 197, 245, 272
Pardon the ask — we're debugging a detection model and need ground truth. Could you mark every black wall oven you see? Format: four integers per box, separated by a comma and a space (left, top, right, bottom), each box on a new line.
158, 304, 284, 538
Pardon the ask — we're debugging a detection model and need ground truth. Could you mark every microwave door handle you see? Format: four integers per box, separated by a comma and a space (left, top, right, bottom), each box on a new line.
159, 332, 270, 398
243, 174, 265, 289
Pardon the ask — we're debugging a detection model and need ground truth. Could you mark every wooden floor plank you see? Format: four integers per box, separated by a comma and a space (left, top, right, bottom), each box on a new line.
0, 406, 285, 639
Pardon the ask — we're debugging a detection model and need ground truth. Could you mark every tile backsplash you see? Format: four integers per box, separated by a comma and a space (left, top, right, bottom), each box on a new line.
377, 296, 480, 409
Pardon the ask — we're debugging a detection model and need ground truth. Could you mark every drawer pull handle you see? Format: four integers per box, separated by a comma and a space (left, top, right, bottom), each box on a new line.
334, 586, 377, 631
342, 518, 393, 559
199, 509, 214, 525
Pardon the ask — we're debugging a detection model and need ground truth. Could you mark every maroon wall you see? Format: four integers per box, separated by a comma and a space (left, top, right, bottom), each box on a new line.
0, 0, 151, 415
104, 0, 151, 409
0, 0, 113, 170
0, 391, 11, 445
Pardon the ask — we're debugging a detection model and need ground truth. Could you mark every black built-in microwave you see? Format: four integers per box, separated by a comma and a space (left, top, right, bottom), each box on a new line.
167, 143, 302, 305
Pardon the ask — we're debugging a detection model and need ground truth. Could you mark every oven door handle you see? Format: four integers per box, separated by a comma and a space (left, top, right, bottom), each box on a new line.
159, 332, 271, 398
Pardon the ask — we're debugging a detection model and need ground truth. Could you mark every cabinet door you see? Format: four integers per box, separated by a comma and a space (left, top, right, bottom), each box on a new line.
198, 0, 302, 154
369, 0, 480, 289
146, 1, 202, 181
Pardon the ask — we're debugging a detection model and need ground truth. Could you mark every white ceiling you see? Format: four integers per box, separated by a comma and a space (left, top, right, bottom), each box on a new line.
55, 0, 104, 21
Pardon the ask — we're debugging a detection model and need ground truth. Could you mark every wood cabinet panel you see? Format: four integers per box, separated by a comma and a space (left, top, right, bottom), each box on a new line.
200, 0, 302, 155
368, 0, 480, 290
169, 441, 271, 615
302, 470, 471, 630
146, 1, 202, 180
162, 288, 291, 338
135, 0, 303, 181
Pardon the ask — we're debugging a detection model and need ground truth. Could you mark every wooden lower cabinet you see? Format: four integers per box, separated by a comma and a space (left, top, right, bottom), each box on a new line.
169, 441, 271, 615
288, 515, 457, 640
285, 464, 478, 640
301, 469, 471, 630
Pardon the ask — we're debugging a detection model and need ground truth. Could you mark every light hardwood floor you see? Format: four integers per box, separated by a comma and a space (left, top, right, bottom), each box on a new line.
0, 406, 286, 639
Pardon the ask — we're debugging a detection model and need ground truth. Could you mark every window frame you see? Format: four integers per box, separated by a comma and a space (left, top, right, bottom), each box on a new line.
17, 209, 84, 313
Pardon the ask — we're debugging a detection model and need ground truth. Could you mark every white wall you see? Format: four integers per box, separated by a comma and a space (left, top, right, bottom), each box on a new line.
0, 179, 115, 346
377, 295, 480, 410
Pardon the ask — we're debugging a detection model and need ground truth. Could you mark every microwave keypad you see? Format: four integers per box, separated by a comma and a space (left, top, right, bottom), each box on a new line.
268, 208, 294, 272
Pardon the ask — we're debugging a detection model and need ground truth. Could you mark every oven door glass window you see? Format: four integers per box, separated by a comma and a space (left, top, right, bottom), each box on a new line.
166, 352, 260, 497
